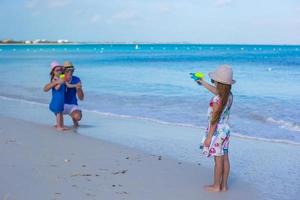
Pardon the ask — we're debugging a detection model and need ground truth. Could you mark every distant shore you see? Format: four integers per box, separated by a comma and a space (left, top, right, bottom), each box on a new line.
1, 42, 299, 46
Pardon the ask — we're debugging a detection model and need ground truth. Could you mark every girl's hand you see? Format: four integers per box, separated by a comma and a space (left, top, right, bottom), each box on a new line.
196, 79, 204, 85
56, 78, 64, 84
53, 77, 63, 84
204, 137, 212, 147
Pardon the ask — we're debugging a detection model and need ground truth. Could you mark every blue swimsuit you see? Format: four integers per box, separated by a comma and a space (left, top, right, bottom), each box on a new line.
49, 83, 65, 115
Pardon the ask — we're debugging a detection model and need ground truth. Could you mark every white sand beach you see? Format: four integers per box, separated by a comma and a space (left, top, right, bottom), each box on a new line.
0, 95, 299, 200
0, 116, 258, 200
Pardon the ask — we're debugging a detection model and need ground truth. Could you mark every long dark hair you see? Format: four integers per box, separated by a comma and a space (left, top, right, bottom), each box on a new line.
211, 82, 232, 124
50, 69, 55, 81
50, 66, 61, 81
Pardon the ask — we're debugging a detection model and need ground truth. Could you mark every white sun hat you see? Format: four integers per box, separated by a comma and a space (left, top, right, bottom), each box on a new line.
208, 64, 236, 85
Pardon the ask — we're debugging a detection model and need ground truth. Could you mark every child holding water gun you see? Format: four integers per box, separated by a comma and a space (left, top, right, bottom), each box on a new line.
43, 61, 78, 131
195, 65, 235, 192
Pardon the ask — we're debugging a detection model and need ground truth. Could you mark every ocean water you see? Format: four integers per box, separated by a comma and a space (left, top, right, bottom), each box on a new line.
0, 44, 299, 144
0, 44, 300, 200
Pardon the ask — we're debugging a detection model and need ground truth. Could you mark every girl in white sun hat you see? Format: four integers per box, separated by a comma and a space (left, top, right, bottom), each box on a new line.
197, 64, 235, 192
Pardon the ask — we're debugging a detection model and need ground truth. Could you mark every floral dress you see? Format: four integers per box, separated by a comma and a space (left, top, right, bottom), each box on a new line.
201, 94, 233, 157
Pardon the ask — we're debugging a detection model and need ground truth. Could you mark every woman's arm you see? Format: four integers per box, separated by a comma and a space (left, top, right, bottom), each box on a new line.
76, 82, 84, 101
197, 79, 218, 95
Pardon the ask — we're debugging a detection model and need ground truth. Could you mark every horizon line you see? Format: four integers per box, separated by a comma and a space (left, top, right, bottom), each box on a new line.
1, 42, 300, 46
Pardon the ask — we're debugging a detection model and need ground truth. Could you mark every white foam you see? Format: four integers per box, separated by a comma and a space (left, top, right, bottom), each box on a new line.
0, 95, 47, 107
86, 109, 201, 129
1, 95, 300, 146
232, 132, 300, 146
267, 117, 300, 132
85, 109, 300, 145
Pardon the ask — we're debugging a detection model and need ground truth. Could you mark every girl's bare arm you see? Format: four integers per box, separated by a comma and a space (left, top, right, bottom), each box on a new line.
197, 80, 218, 95
204, 102, 220, 147
43, 79, 63, 92
65, 81, 77, 88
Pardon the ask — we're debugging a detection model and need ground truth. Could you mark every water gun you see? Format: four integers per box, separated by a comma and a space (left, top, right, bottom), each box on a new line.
190, 72, 204, 81
59, 74, 66, 81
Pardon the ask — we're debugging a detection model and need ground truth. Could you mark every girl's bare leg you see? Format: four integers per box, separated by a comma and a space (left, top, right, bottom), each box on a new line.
221, 153, 230, 191
204, 156, 223, 192
56, 113, 69, 131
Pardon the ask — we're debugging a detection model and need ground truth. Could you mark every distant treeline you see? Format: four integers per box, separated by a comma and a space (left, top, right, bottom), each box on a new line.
0, 39, 70, 44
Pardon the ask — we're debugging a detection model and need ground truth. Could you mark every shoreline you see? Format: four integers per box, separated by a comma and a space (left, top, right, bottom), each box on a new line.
1, 94, 299, 147
0, 116, 257, 200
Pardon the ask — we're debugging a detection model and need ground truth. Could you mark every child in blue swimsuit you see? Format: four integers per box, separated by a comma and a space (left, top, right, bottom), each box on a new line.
48, 61, 68, 131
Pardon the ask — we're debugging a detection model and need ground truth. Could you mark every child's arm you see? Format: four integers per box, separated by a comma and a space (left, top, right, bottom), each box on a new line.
197, 79, 218, 95
54, 83, 62, 90
43, 78, 63, 92
54, 77, 63, 90
204, 102, 220, 147
65, 81, 77, 88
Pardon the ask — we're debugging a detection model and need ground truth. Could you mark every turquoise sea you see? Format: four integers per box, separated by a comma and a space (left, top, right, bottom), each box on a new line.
0, 44, 300, 200
0, 44, 299, 143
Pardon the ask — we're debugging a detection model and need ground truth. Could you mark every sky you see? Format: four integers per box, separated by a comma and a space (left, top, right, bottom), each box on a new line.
1, 0, 300, 44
